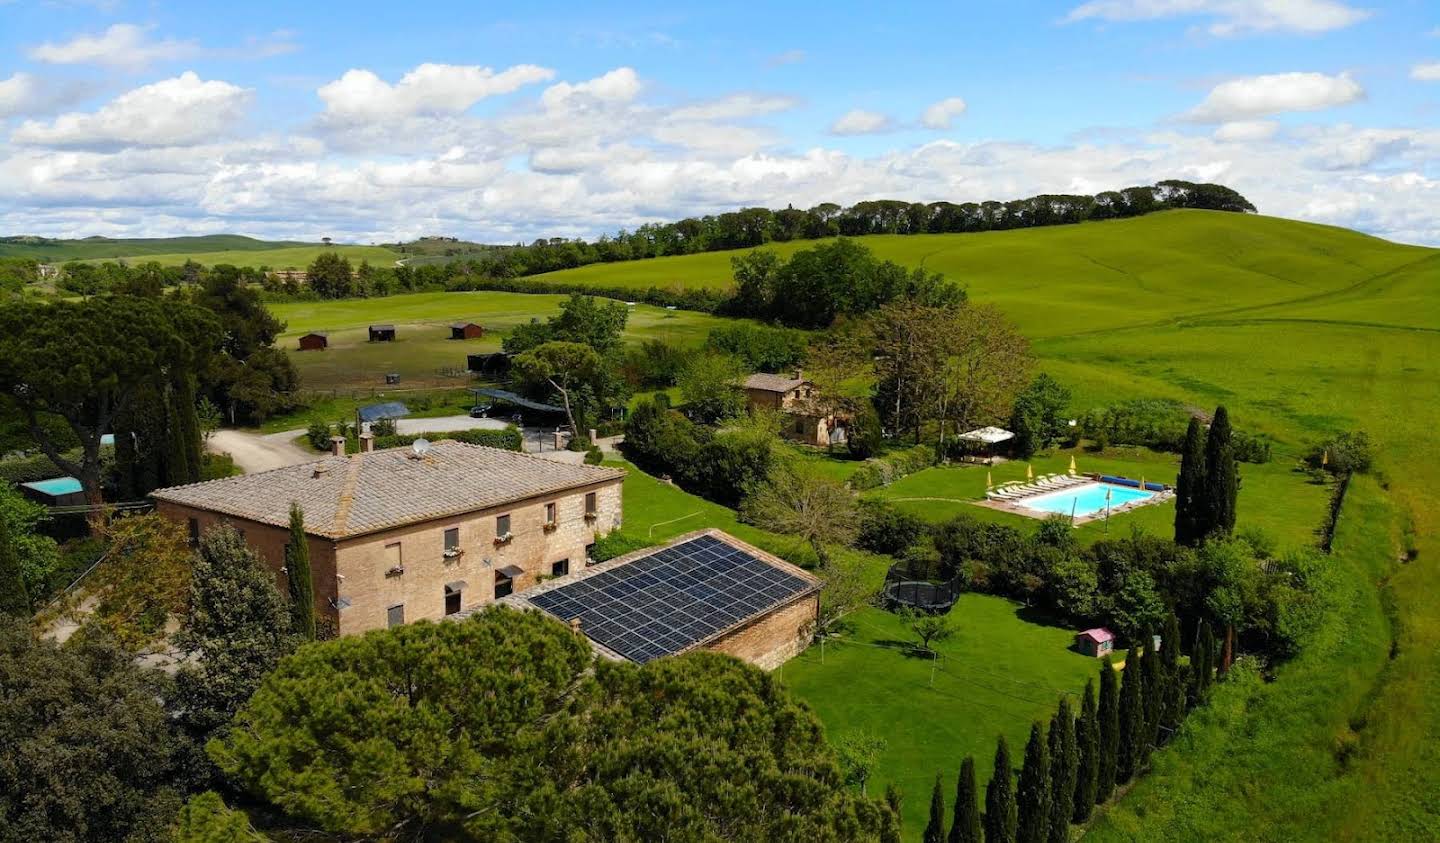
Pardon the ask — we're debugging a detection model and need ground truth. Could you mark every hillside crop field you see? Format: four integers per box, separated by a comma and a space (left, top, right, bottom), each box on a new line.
269, 291, 746, 390
521, 209, 1440, 840
0, 234, 395, 266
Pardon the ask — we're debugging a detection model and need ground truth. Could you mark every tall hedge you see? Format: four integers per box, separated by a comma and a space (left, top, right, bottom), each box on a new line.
950, 756, 981, 843
1046, 698, 1076, 843
1015, 722, 1050, 843
984, 736, 1017, 843
1116, 646, 1144, 783
1204, 405, 1238, 536
1096, 658, 1120, 802
1073, 680, 1098, 822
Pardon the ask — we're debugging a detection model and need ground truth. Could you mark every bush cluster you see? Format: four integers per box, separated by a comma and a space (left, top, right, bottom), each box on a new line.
849, 445, 937, 491
1079, 399, 1271, 463
621, 398, 775, 507
1306, 430, 1372, 475
373, 427, 523, 452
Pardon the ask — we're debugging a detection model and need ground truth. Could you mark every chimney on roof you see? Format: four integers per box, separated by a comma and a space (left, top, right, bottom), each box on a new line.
329, 435, 346, 457
359, 432, 374, 453
793, 367, 804, 380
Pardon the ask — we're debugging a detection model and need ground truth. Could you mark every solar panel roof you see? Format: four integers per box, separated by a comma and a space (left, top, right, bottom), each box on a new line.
526, 533, 817, 664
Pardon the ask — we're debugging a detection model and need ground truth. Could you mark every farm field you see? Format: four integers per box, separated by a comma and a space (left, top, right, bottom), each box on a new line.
78, 243, 398, 269
0, 233, 325, 261
514, 209, 1440, 839
270, 291, 743, 390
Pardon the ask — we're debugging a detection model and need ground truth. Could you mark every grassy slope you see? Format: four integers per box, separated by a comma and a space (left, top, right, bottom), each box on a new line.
270, 291, 744, 390
0, 234, 358, 261
520, 210, 1440, 839
75, 244, 398, 268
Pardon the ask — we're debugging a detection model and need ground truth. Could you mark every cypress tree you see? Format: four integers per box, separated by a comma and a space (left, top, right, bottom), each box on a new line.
1116, 646, 1143, 784
925, 773, 947, 843
1074, 680, 1098, 822
1174, 416, 1207, 545
1204, 405, 1238, 537
1140, 633, 1163, 768
984, 736, 1017, 843
1047, 698, 1077, 843
1016, 722, 1050, 843
1192, 622, 1215, 706
285, 502, 316, 640
951, 756, 982, 843
886, 783, 905, 834
1160, 613, 1184, 735
1096, 658, 1119, 802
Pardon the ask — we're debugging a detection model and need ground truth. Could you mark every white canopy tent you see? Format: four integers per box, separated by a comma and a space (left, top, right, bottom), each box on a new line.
958, 426, 1016, 444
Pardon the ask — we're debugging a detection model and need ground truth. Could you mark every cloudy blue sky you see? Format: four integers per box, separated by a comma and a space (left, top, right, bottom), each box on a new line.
1, 0, 1437, 244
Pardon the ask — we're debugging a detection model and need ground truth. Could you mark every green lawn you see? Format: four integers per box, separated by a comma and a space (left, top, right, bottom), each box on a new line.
270, 291, 746, 390
781, 601, 1100, 836
868, 446, 1331, 550
517, 209, 1440, 838
0, 233, 337, 262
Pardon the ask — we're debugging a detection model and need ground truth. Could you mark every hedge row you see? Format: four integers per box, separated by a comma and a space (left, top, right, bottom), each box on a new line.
444, 275, 729, 313
374, 427, 523, 452
849, 445, 937, 491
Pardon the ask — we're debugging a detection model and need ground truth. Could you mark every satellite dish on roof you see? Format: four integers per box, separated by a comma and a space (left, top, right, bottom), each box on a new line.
411, 438, 431, 458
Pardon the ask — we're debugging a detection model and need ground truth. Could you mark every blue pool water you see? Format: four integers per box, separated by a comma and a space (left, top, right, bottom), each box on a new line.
1021, 482, 1153, 517
22, 476, 83, 496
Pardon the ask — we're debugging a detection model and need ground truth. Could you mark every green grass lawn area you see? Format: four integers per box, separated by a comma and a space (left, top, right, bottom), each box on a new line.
536, 209, 1440, 837
78, 243, 398, 268
269, 291, 745, 391
869, 446, 1331, 550
781, 601, 1100, 836
256, 387, 480, 433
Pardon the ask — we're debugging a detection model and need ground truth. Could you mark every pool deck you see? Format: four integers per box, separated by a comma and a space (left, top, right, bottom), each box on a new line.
971, 485, 1174, 525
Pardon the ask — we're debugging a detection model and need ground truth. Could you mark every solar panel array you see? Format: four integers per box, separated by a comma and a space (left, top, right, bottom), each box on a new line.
527, 533, 815, 664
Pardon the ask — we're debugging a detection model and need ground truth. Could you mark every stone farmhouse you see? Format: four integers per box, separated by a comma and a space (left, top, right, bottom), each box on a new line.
742, 369, 846, 447
151, 439, 624, 635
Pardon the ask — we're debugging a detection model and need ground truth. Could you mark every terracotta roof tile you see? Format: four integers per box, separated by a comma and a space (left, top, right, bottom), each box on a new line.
151, 440, 624, 539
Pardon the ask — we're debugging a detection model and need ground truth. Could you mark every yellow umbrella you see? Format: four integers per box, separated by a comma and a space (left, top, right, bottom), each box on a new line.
1026, 464, 1034, 481
1321, 449, 1329, 467
1140, 476, 1146, 491
1068, 455, 1077, 475
986, 470, 993, 489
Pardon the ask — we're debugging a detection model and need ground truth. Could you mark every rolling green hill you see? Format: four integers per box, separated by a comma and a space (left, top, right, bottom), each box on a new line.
524, 208, 1439, 839
0, 234, 398, 267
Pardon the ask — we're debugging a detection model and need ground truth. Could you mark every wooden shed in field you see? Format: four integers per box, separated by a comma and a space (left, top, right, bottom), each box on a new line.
1076, 627, 1115, 657
368, 324, 396, 342
450, 322, 484, 340
298, 332, 328, 351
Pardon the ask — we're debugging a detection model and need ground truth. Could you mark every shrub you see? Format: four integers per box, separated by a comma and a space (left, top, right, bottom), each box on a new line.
1231, 431, 1272, 464
847, 404, 883, 460
1307, 430, 1372, 475
374, 427, 523, 452
857, 499, 927, 555
0, 445, 115, 485
370, 417, 398, 437
1079, 399, 1270, 463
590, 531, 653, 562
305, 419, 332, 451
705, 323, 810, 372
849, 445, 936, 491
584, 445, 604, 465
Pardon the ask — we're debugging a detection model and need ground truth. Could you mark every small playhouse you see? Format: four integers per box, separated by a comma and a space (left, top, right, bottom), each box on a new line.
1076, 627, 1115, 657
368, 324, 397, 342
450, 322, 484, 340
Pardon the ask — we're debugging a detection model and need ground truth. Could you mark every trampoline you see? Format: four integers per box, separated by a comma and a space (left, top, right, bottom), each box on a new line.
882, 562, 963, 614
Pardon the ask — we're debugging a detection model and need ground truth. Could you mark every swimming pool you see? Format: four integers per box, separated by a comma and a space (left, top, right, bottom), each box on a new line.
1020, 482, 1154, 517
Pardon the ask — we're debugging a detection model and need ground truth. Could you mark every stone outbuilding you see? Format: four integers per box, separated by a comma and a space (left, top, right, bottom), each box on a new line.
741, 370, 845, 447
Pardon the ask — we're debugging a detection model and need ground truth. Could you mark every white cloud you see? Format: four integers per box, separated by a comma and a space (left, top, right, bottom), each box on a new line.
318, 63, 554, 122
830, 109, 893, 135
668, 94, 797, 122
27, 23, 198, 70
766, 49, 807, 67
1214, 120, 1279, 141
1065, 0, 1370, 36
540, 67, 641, 110
0, 73, 96, 119
1186, 72, 1363, 122
1412, 62, 1440, 82
921, 97, 969, 130
11, 72, 251, 147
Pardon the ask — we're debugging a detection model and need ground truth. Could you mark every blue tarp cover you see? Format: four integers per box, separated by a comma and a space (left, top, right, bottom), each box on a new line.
471, 387, 563, 414
357, 401, 410, 422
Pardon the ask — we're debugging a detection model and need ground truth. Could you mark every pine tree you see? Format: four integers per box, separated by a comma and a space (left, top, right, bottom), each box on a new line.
1116, 646, 1143, 784
1174, 416, 1208, 545
1047, 698, 1077, 843
285, 502, 316, 640
1016, 722, 1050, 843
925, 773, 947, 843
1096, 658, 1120, 802
984, 736, 1017, 843
1204, 405, 1238, 537
1192, 622, 1215, 706
951, 756, 982, 843
1073, 680, 1098, 822
1140, 633, 1163, 768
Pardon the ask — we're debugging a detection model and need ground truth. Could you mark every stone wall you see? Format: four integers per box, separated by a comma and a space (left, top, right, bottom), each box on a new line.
707, 593, 818, 670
